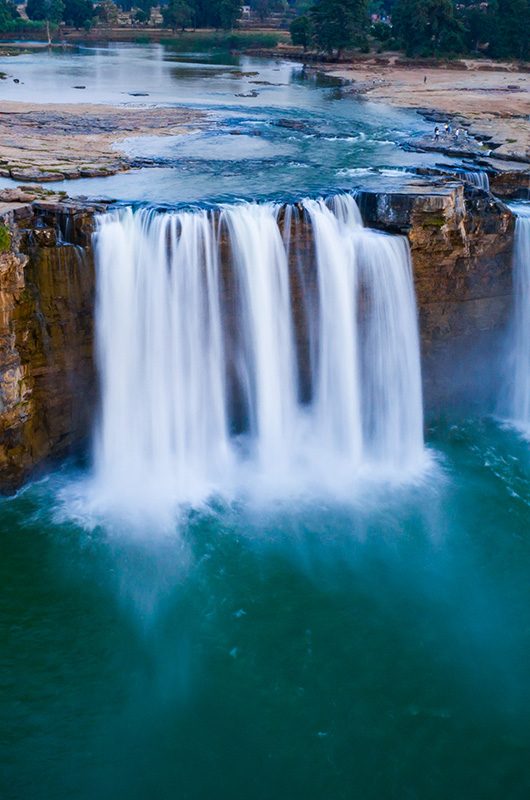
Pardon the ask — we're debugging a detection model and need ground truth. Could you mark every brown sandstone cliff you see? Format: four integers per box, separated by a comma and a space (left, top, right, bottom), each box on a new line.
359, 183, 515, 407
0, 200, 97, 490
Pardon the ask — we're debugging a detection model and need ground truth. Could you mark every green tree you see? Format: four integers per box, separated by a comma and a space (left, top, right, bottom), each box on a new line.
290, 13, 312, 48
392, 0, 464, 56
62, 0, 94, 27
159, 0, 242, 30
252, 0, 271, 19
250, 0, 286, 19
371, 19, 392, 42
25, 0, 46, 18
460, 3, 496, 53
94, 0, 119, 22
162, 0, 192, 30
135, 0, 152, 16
491, 0, 529, 60
26, 0, 64, 22
0, 0, 19, 29
310, 0, 368, 56
217, 0, 241, 29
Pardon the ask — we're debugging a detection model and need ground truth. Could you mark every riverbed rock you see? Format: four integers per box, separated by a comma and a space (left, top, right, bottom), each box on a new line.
488, 168, 530, 199
0, 188, 37, 203
79, 167, 115, 178
10, 168, 64, 182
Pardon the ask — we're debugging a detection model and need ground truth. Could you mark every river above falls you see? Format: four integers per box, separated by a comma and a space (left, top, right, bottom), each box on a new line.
0, 42, 461, 204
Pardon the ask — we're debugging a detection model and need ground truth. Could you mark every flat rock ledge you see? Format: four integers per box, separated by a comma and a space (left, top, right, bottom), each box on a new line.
0, 103, 206, 183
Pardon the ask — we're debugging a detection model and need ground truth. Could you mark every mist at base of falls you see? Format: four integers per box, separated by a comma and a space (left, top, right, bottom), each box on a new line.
6, 415, 530, 800
82, 195, 428, 524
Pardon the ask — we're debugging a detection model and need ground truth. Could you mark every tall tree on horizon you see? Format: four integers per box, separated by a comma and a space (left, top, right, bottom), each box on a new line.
310, 0, 368, 56
162, 0, 193, 30
177, 0, 241, 29
217, 0, 242, 29
491, 0, 529, 60
26, 0, 64, 23
0, 0, 19, 29
392, 0, 464, 56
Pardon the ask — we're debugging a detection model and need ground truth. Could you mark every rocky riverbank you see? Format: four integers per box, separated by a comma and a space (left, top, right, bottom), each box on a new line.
0, 103, 205, 182
322, 55, 530, 168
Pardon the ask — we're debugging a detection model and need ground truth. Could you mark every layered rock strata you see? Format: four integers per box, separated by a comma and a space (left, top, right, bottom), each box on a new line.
0, 198, 99, 489
359, 183, 514, 408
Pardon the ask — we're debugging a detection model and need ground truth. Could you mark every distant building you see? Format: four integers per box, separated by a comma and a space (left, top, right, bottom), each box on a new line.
150, 5, 163, 25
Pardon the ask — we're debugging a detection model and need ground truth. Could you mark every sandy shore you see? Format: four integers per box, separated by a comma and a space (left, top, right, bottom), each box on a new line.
325, 56, 530, 165
0, 103, 205, 181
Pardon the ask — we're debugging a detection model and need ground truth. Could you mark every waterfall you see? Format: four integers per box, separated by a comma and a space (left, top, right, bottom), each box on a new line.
510, 205, 530, 432
221, 203, 298, 473
303, 197, 364, 467
302, 195, 424, 469
92, 195, 426, 514
463, 170, 490, 192
94, 207, 233, 508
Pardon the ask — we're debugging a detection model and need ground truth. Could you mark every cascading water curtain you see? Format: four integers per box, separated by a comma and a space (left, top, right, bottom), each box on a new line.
510, 205, 530, 433
94, 207, 233, 509
93, 196, 426, 512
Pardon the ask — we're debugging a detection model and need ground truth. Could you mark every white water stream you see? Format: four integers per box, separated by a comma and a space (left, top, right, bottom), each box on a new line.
91, 195, 426, 516
463, 170, 490, 192
510, 205, 530, 433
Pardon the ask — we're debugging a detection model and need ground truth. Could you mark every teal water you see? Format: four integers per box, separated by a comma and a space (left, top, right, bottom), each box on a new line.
3, 418, 530, 799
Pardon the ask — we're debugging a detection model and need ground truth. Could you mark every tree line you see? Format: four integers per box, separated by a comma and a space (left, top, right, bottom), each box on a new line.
0, 0, 527, 60
0, 0, 97, 30
161, 0, 242, 31
0, 0, 245, 32
291, 0, 529, 60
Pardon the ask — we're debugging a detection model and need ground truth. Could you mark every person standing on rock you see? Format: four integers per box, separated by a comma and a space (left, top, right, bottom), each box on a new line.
434, 126, 440, 141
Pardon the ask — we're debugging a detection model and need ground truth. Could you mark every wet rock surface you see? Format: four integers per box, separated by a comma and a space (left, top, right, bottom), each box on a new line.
0, 103, 205, 183
0, 197, 107, 489
324, 57, 530, 167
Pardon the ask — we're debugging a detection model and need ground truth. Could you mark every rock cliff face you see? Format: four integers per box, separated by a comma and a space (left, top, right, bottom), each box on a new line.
0, 200, 97, 490
0, 185, 518, 489
359, 183, 514, 408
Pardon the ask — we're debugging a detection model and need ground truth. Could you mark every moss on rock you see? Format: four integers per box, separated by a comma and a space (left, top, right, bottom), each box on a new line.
0, 225, 11, 254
